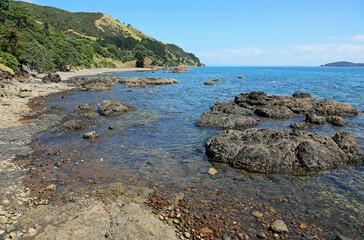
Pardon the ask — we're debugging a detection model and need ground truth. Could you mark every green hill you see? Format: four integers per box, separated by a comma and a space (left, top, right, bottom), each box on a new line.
0, 0, 202, 72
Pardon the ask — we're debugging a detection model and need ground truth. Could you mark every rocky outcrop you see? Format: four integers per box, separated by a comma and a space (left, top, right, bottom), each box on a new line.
315, 99, 358, 116
165, 68, 188, 73
205, 128, 363, 173
72, 103, 95, 117
43, 72, 61, 83
119, 77, 178, 88
203, 81, 215, 86
305, 113, 326, 125
196, 101, 260, 129
98, 100, 136, 117
70, 77, 118, 92
327, 115, 348, 126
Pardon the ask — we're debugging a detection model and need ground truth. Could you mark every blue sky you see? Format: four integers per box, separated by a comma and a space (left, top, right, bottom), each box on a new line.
20, 0, 364, 66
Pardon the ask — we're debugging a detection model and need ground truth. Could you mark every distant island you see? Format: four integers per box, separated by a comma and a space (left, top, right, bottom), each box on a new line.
320, 61, 364, 67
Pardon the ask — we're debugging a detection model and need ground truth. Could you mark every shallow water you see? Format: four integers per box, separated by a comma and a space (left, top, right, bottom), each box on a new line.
38, 67, 363, 239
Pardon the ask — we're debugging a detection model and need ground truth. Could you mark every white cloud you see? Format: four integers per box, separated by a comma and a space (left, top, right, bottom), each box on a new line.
197, 44, 364, 66
349, 34, 364, 42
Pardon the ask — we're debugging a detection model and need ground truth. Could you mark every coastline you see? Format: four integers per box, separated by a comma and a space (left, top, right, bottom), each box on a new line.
0, 67, 179, 239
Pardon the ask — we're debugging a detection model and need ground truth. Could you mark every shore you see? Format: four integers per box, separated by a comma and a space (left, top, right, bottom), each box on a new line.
0, 67, 179, 240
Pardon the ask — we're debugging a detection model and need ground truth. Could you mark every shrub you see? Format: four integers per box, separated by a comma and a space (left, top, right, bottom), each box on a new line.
0, 51, 20, 71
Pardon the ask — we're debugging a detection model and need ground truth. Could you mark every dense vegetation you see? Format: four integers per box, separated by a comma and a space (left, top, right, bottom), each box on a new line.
0, 0, 202, 73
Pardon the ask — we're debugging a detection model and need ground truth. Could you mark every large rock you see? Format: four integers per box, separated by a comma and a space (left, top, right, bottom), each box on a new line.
72, 103, 95, 117
205, 128, 363, 173
43, 72, 61, 83
98, 100, 136, 117
305, 112, 326, 125
315, 99, 358, 116
327, 116, 348, 126
119, 77, 179, 88
196, 111, 261, 130
71, 77, 117, 92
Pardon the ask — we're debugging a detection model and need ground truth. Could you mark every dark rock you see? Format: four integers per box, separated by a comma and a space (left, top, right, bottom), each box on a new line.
254, 106, 294, 119
71, 77, 117, 92
256, 232, 267, 238
327, 116, 348, 126
290, 122, 307, 130
98, 100, 136, 117
292, 92, 312, 98
196, 147, 205, 154
305, 113, 326, 125
213, 78, 221, 82
60, 118, 94, 132
43, 72, 61, 83
72, 103, 95, 117
335, 234, 353, 240
210, 101, 254, 115
196, 111, 261, 130
205, 128, 363, 173
315, 99, 358, 116
119, 77, 178, 87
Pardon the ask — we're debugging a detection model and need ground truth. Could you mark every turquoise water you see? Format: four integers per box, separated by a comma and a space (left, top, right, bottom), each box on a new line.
40, 67, 363, 239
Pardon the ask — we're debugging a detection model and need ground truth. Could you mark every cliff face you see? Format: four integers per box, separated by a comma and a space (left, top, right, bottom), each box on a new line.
320, 61, 364, 67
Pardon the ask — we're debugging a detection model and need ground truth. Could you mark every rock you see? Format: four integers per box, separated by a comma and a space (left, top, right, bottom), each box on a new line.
70, 76, 117, 92
270, 220, 289, 233
60, 118, 94, 132
210, 101, 254, 115
204, 81, 215, 86
238, 76, 246, 79
254, 106, 294, 118
9, 232, 16, 238
200, 227, 213, 234
165, 68, 188, 73
43, 72, 61, 83
44, 184, 57, 191
28, 228, 37, 236
305, 113, 326, 124
196, 147, 205, 154
327, 116, 348, 126
18, 92, 32, 98
83, 131, 98, 139
184, 232, 191, 238
335, 234, 353, 240
252, 211, 263, 218
315, 99, 358, 116
196, 111, 261, 130
213, 78, 221, 81
290, 122, 307, 130
55, 162, 62, 167
72, 103, 95, 117
108, 126, 116, 130
205, 129, 363, 173
208, 168, 217, 175
119, 77, 179, 87
98, 100, 136, 117
257, 232, 267, 238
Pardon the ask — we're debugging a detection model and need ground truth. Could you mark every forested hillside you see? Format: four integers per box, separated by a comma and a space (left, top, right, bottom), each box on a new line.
0, 0, 202, 73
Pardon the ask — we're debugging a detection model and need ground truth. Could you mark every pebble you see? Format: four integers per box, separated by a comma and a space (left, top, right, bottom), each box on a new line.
44, 184, 57, 191
55, 162, 62, 167
0, 218, 8, 224
335, 235, 353, 240
83, 131, 98, 139
208, 168, 217, 175
28, 227, 37, 236
252, 211, 263, 218
6, 225, 15, 233
0, 230, 4, 235
173, 219, 180, 224
270, 219, 289, 233
9, 232, 16, 238
184, 232, 191, 238
257, 232, 266, 238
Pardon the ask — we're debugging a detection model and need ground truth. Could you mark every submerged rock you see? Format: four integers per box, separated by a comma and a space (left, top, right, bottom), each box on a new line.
270, 220, 289, 233
204, 81, 215, 86
72, 103, 95, 117
305, 112, 326, 125
205, 128, 363, 173
327, 116, 348, 126
98, 100, 136, 117
196, 111, 261, 129
71, 76, 117, 92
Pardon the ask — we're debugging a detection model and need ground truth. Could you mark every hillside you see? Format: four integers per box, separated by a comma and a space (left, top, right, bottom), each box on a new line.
0, 0, 202, 73
320, 61, 364, 67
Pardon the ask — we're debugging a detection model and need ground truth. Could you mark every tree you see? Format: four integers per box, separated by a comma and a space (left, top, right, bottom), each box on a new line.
0, 0, 10, 23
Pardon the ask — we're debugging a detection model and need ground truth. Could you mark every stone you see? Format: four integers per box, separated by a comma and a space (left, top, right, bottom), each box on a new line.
200, 227, 213, 234
238, 76, 246, 79
184, 232, 191, 238
83, 131, 98, 139
28, 227, 37, 236
44, 184, 57, 191
257, 232, 266, 238
305, 113, 326, 125
252, 211, 263, 218
9, 232, 16, 239
6, 225, 15, 233
290, 122, 307, 130
204, 81, 215, 85
43, 72, 61, 83
335, 235, 353, 240
205, 129, 363, 173
98, 100, 136, 117
327, 116, 348, 126
213, 78, 221, 81
315, 99, 358, 116
208, 168, 217, 175
270, 220, 289, 233
72, 103, 95, 117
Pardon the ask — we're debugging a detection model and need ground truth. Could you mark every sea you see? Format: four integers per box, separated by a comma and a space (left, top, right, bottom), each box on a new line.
38, 67, 363, 239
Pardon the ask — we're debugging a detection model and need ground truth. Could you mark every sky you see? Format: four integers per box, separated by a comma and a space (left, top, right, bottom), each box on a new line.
19, 0, 364, 66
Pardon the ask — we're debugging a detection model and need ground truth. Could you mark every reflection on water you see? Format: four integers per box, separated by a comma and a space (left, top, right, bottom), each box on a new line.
39, 67, 363, 239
